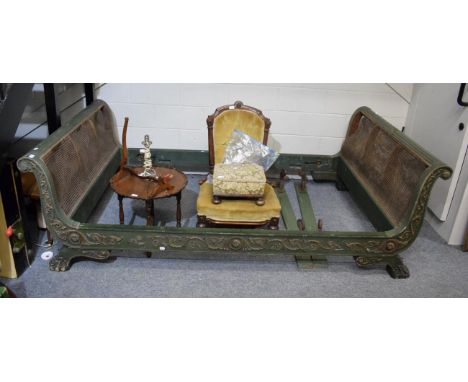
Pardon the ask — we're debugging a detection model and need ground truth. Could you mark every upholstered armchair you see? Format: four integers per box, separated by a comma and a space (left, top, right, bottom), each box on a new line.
196, 101, 281, 229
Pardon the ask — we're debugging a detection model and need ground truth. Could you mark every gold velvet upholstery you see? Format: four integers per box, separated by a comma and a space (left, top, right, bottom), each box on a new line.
213, 109, 265, 164
197, 183, 280, 223
197, 101, 280, 227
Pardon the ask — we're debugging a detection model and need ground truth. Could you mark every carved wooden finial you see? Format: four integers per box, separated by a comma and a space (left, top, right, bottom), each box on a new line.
206, 114, 214, 128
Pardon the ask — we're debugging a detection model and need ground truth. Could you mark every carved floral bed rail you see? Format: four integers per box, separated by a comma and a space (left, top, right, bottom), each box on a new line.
17, 100, 452, 278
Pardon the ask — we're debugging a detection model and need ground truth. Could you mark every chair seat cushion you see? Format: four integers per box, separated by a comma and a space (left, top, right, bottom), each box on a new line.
197, 182, 281, 223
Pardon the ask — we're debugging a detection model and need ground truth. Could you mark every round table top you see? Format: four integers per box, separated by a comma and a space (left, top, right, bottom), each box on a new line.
110, 166, 187, 200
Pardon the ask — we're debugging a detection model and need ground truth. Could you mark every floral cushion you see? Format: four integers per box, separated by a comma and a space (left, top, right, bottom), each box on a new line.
213, 163, 266, 197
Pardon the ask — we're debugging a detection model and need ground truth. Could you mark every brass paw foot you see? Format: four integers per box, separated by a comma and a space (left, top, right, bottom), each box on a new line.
49, 254, 73, 272
49, 248, 111, 272
354, 255, 410, 279
386, 261, 410, 279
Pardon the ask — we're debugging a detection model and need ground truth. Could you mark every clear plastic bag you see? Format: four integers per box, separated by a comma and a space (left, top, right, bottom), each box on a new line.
222, 129, 279, 171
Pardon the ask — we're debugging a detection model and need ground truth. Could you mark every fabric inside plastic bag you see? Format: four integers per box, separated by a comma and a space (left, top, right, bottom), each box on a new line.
222, 129, 279, 171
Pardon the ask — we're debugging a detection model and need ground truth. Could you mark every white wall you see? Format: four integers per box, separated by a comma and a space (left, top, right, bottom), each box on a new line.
97, 83, 412, 155
404, 84, 468, 245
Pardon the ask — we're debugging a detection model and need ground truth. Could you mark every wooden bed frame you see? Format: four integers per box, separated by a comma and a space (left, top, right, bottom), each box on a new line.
17, 100, 452, 278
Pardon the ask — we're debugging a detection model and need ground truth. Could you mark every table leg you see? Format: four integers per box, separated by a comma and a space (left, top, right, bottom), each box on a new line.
118, 195, 124, 224
146, 199, 154, 226
176, 191, 182, 228
145, 199, 154, 258
46, 229, 53, 246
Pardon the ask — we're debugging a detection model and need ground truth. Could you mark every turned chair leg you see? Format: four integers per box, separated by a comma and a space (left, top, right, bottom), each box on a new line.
197, 215, 207, 228
269, 217, 279, 230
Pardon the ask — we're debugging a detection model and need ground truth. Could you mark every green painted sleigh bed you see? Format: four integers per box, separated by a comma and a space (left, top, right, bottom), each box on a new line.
17, 100, 452, 278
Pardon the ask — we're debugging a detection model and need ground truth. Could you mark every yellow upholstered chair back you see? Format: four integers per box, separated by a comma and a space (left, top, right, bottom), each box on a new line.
207, 101, 271, 172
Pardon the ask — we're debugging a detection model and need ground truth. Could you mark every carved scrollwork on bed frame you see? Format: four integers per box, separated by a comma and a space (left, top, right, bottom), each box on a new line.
17, 157, 451, 258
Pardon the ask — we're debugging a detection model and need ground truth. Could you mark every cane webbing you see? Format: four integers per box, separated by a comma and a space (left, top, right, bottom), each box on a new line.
42, 105, 118, 216
341, 115, 429, 227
